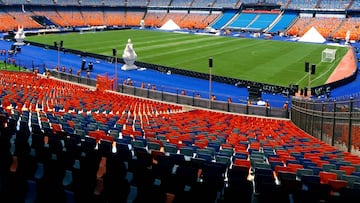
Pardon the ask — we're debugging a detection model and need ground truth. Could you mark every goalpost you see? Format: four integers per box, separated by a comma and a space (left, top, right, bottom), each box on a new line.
321, 48, 337, 62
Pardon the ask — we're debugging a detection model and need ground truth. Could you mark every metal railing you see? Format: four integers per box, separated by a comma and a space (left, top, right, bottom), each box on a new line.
49, 70, 290, 119
291, 97, 360, 155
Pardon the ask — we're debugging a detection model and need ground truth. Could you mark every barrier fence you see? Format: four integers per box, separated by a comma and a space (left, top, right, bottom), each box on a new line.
291, 97, 360, 155
48, 70, 290, 119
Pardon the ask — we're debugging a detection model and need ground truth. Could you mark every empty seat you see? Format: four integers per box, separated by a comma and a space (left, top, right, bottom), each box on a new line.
322, 163, 336, 172
328, 179, 348, 195
179, 146, 195, 157
163, 143, 178, 154
319, 171, 338, 184
147, 141, 161, 151
340, 174, 360, 188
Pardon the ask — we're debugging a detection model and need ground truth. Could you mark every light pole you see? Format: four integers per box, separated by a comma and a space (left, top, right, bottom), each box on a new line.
4, 50, 7, 69
305, 62, 315, 97
54, 40, 63, 78
208, 57, 213, 108
113, 48, 118, 91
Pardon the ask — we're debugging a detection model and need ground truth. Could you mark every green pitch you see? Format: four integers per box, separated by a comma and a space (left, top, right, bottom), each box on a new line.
26, 29, 348, 87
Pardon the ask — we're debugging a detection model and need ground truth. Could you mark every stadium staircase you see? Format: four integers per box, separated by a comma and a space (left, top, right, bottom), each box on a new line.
263, 11, 283, 33
221, 12, 240, 30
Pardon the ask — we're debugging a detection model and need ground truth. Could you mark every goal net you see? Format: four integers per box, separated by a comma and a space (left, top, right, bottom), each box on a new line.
321, 48, 336, 62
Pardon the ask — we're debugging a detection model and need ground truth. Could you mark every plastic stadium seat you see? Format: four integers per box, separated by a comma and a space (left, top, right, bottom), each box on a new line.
340, 174, 360, 188
163, 143, 178, 154
227, 165, 250, 186
197, 147, 215, 156
207, 142, 221, 152
329, 169, 346, 179
64, 189, 76, 203
301, 174, 321, 187
152, 153, 174, 181
322, 163, 337, 172
319, 171, 338, 184
98, 139, 113, 156
131, 139, 146, 149
147, 141, 161, 151
81, 136, 97, 153
179, 146, 195, 157
175, 164, 199, 188
169, 153, 186, 166
115, 142, 132, 162
233, 158, 251, 168
328, 179, 348, 195
201, 161, 227, 193
269, 160, 284, 171
296, 168, 314, 180
196, 152, 213, 162
232, 152, 248, 160
34, 162, 44, 180
277, 171, 302, 201
287, 163, 304, 172
340, 165, 356, 175
25, 180, 37, 203
306, 165, 322, 175
215, 155, 231, 167
219, 147, 234, 157
339, 187, 360, 201
62, 169, 73, 187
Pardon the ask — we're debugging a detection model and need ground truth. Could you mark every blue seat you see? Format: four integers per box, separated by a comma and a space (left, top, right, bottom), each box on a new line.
98, 139, 113, 156
115, 142, 132, 162
296, 168, 314, 180
351, 171, 360, 177
25, 180, 37, 203
207, 142, 220, 152
147, 141, 161, 151
81, 136, 97, 153
179, 146, 195, 157
306, 165, 322, 175
269, 161, 284, 170
232, 152, 248, 160
301, 174, 320, 186
196, 152, 213, 162
254, 167, 273, 176
163, 143, 178, 154
169, 153, 185, 166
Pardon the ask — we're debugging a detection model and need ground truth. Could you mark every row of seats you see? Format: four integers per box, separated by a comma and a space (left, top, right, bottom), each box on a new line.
0, 71, 360, 203
0, 0, 356, 10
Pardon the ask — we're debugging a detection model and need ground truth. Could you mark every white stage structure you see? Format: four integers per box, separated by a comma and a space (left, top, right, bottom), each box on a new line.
14, 26, 26, 46
121, 38, 138, 71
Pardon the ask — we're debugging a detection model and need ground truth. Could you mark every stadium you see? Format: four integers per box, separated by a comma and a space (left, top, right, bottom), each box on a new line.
0, 0, 360, 202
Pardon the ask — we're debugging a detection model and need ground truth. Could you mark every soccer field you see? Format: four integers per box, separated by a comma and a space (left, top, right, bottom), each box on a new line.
26, 29, 349, 87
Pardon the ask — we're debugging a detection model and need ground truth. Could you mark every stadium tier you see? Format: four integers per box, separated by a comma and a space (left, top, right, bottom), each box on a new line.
0, 1, 360, 203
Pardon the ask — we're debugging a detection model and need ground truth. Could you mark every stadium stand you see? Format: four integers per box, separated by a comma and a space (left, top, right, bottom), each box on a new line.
0, 1, 360, 203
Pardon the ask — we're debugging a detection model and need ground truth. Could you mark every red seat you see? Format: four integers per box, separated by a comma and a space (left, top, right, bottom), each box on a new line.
328, 179, 348, 195
319, 171, 337, 184
339, 165, 356, 175
233, 158, 251, 169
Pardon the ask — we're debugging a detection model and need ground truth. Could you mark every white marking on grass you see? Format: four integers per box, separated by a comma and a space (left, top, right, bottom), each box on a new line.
295, 58, 339, 85
139, 38, 262, 62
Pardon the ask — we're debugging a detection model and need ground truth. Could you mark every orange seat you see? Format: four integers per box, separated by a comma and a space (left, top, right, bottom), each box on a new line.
339, 165, 356, 175
328, 179, 348, 194
319, 171, 338, 184
275, 165, 293, 174
233, 159, 251, 169
287, 163, 304, 172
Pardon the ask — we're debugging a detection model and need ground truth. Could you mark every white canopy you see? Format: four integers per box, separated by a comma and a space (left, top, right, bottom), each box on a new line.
298, 27, 326, 44
159, 19, 180, 30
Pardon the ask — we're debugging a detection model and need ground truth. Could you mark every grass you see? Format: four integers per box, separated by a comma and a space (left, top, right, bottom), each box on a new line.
0, 62, 28, 72
26, 29, 349, 87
